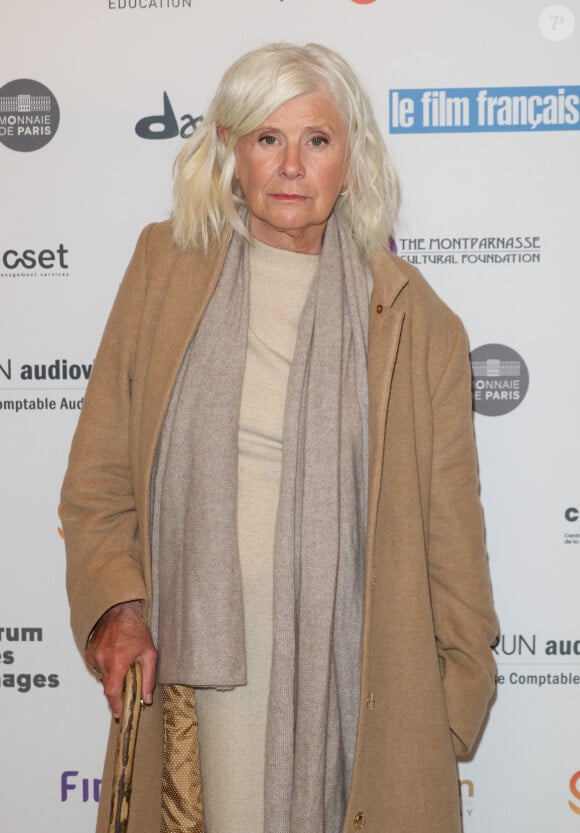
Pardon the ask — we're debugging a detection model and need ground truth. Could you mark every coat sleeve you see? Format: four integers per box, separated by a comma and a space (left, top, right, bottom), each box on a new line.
61, 224, 155, 656
427, 315, 499, 756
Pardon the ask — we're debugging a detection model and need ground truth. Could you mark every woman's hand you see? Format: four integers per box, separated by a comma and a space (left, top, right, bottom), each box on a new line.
85, 600, 158, 719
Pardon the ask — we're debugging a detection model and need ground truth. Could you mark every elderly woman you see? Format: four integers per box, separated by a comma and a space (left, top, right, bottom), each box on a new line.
61, 42, 498, 833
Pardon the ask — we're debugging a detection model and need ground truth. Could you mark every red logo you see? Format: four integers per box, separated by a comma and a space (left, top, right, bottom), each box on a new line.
569, 771, 580, 814
352, 0, 377, 4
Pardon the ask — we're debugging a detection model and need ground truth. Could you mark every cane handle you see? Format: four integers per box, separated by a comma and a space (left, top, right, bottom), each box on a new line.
107, 662, 143, 833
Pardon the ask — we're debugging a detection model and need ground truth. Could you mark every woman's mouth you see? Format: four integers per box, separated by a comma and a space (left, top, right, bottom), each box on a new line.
269, 193, 309, 201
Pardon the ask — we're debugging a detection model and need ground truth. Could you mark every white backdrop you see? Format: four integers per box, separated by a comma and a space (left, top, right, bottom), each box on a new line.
1, 1, 579, 830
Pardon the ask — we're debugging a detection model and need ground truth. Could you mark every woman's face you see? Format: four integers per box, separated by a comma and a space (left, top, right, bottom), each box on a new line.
233, 91, 349, 254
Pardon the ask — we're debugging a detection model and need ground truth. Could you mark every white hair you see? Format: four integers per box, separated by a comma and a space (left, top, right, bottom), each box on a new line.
172, 42, 398, 259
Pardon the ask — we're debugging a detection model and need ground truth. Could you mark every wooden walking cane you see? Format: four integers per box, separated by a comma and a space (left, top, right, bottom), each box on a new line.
108, 662, 143, 833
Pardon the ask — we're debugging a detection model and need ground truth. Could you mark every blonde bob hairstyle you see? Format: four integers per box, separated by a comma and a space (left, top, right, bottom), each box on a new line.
172, 43, 398, 260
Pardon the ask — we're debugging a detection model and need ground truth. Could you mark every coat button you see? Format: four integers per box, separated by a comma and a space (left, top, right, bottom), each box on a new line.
376, 304, 383, 314
353, 811, 366, 829
366, 692, 375, 711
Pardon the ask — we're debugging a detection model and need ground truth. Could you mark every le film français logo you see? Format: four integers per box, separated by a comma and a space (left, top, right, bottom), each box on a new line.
0, 79, 60, 152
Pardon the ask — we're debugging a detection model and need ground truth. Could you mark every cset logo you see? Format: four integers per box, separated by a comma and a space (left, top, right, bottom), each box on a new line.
0, 79, 60, 152
135, 92, 203, 140
470, 344, 529, 416
1, 244, 69, 277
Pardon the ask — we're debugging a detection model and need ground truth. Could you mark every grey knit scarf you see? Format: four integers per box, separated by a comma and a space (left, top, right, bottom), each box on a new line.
151, 211, 369, 833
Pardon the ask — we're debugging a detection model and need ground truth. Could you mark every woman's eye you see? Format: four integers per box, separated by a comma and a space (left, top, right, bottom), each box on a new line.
310, 136, 329, 147
259, 135, 277, 145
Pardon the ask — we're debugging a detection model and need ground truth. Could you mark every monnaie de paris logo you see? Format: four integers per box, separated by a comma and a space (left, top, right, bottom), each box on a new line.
0, 79, 60, 152
470, 344, 529, 416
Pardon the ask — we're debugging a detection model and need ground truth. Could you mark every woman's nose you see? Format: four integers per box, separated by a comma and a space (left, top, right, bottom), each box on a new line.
279, 143, 304, 178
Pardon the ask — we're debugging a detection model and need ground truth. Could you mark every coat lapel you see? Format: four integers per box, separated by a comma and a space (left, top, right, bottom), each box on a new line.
139, 234, 231, 471
366, 251, 408, 552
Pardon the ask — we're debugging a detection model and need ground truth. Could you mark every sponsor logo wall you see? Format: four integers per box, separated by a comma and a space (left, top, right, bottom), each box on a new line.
1, 2, 578, 831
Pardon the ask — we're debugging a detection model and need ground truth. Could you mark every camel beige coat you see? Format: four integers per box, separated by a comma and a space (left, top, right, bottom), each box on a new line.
61, 220, 499, 833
